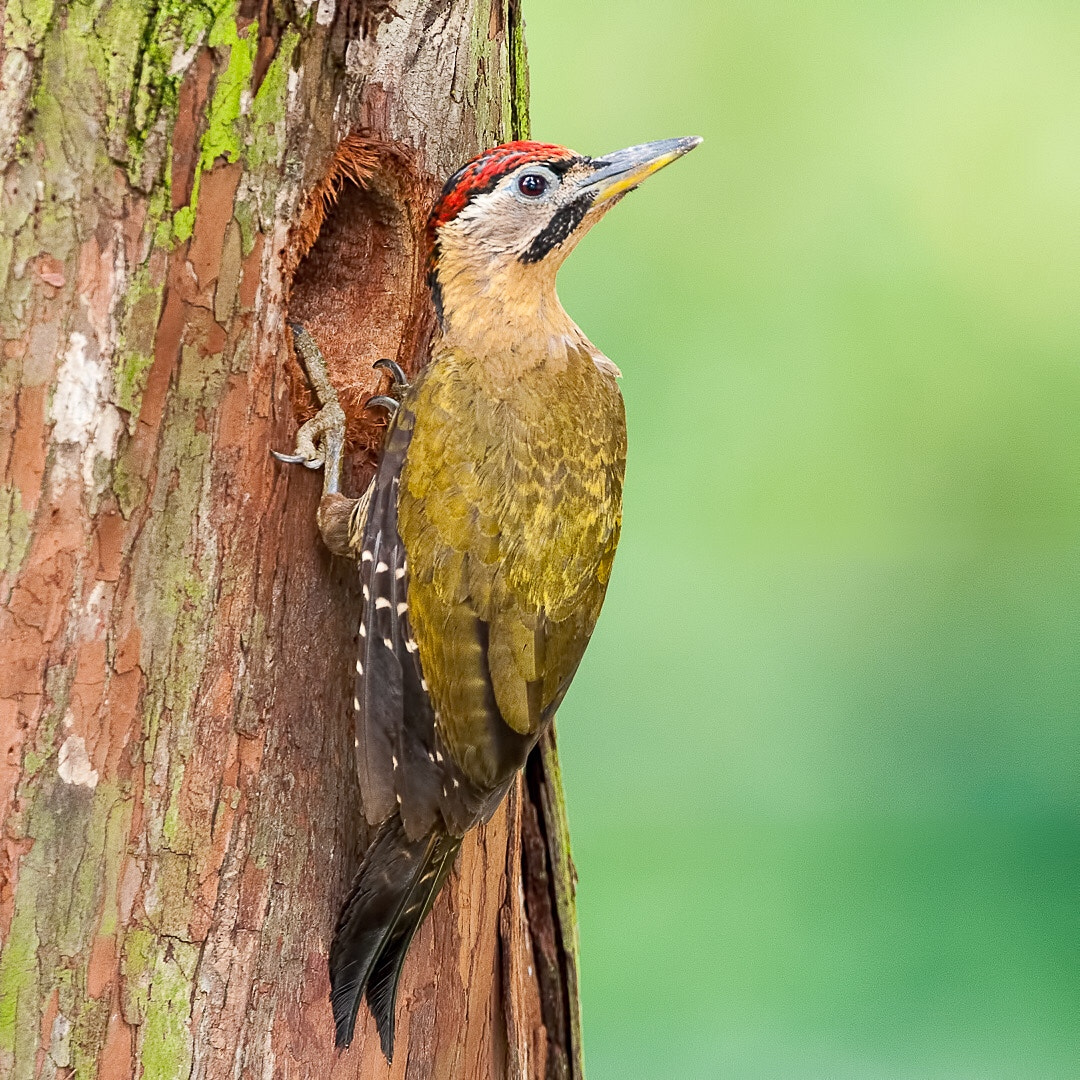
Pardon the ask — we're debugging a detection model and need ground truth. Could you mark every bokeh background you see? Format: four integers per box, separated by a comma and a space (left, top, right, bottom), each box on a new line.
525, 3, 1080, 1077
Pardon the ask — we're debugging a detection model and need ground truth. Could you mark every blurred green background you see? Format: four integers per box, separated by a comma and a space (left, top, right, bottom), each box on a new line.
525, 2, 1080, 1077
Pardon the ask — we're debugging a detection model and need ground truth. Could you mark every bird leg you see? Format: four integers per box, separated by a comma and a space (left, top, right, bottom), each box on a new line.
272, 323, 364, 557
272, 322, 347, 496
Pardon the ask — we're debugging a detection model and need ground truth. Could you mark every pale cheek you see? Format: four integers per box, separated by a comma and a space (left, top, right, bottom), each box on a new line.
457, 196, 552, 255
482, 212, 538, 253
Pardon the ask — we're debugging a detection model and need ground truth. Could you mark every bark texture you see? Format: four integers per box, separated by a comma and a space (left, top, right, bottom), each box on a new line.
0, 2, 583, 1077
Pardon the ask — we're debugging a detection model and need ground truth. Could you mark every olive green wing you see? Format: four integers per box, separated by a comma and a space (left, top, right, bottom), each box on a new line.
398, 360, 623, 797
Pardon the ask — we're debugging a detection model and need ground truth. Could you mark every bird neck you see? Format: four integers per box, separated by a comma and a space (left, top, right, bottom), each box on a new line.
430, 243, 586, 367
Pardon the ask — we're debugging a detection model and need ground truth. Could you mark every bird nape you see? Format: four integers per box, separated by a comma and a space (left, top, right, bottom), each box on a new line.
273, 134, 701, 1059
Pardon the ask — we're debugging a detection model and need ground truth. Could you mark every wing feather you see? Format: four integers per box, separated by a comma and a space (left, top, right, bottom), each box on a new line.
353, 407, 496, 839
398, 347, 626, 802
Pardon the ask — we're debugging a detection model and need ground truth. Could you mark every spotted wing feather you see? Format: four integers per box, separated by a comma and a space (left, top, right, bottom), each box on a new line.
354, 407, 495, 840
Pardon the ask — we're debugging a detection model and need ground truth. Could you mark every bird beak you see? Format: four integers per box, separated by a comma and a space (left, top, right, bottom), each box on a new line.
579, 136, 702, 205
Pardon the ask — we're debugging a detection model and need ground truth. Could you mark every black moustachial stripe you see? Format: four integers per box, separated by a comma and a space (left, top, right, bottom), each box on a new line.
519, 194, 595, 263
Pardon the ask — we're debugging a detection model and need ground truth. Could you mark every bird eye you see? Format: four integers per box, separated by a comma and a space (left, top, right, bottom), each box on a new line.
517, 173, 548, 198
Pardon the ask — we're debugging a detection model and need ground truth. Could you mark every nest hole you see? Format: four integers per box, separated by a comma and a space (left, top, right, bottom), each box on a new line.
287, 136, 438, 470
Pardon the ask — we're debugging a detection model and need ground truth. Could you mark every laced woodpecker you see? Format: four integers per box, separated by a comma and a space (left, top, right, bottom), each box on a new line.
274, 135, 701, 1057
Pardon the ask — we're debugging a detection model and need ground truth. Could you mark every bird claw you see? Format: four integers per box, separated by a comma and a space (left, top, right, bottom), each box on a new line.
270, 449, 322, 468
366, 395, 400, 415
271, 400, 345, 473
373, 358, 411, 399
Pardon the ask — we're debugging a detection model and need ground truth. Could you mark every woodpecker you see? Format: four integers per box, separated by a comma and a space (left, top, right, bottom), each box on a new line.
275, 135, 701, 1058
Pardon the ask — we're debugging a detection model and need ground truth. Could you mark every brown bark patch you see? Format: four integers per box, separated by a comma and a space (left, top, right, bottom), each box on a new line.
189, 163, 245, 296
9, 384, 47, 516
172, 51, 215, 211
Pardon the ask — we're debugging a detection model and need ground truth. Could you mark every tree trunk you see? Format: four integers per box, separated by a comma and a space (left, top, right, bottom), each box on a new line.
0, 3, 583, 1077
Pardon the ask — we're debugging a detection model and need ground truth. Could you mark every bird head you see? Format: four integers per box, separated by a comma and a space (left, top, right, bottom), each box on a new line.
426, 136, 701, 353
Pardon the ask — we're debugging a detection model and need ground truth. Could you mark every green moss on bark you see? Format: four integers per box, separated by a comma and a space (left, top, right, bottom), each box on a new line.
173, 4, 257, 242
3, 0, 56, 53
133, 341, 227, 871
138, 940, 197, 1080
508, 0, 531, 140
0, 889, 39, 1067
129, 0, 236, 151
114, 352, 154, 422
120, 928, 155, 1025
119, 925, 197, 1075
97, 795, 133, 939
0, 776, 117, 1078
113, 261, 166, 430
247, 27, 299, 172
111, 449, 146, 520
0, 486, 31, 577
201, 8, 258, 168
70, 992, 110, 1080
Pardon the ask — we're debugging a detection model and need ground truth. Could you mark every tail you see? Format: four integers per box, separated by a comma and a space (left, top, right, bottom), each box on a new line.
329, 815, 461, 1058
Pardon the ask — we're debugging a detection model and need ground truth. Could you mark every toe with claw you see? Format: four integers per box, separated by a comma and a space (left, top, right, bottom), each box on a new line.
365, 395, 401, 416
373, 357, 411, 398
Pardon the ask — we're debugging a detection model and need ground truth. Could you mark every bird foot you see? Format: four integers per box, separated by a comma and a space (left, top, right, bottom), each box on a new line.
366, 358, 411, 417
373, 357, 411, 398
272, 322, 346, 496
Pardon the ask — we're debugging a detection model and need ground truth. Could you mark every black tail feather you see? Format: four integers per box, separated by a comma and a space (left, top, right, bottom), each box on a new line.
364, 834, 460, 1057
329, 816, 460, 1059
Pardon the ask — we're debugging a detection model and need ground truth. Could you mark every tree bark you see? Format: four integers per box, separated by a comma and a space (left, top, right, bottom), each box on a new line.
0, 3, 583, 1078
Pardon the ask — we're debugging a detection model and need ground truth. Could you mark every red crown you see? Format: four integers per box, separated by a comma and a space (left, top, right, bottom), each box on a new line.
428, 141, 576, 235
